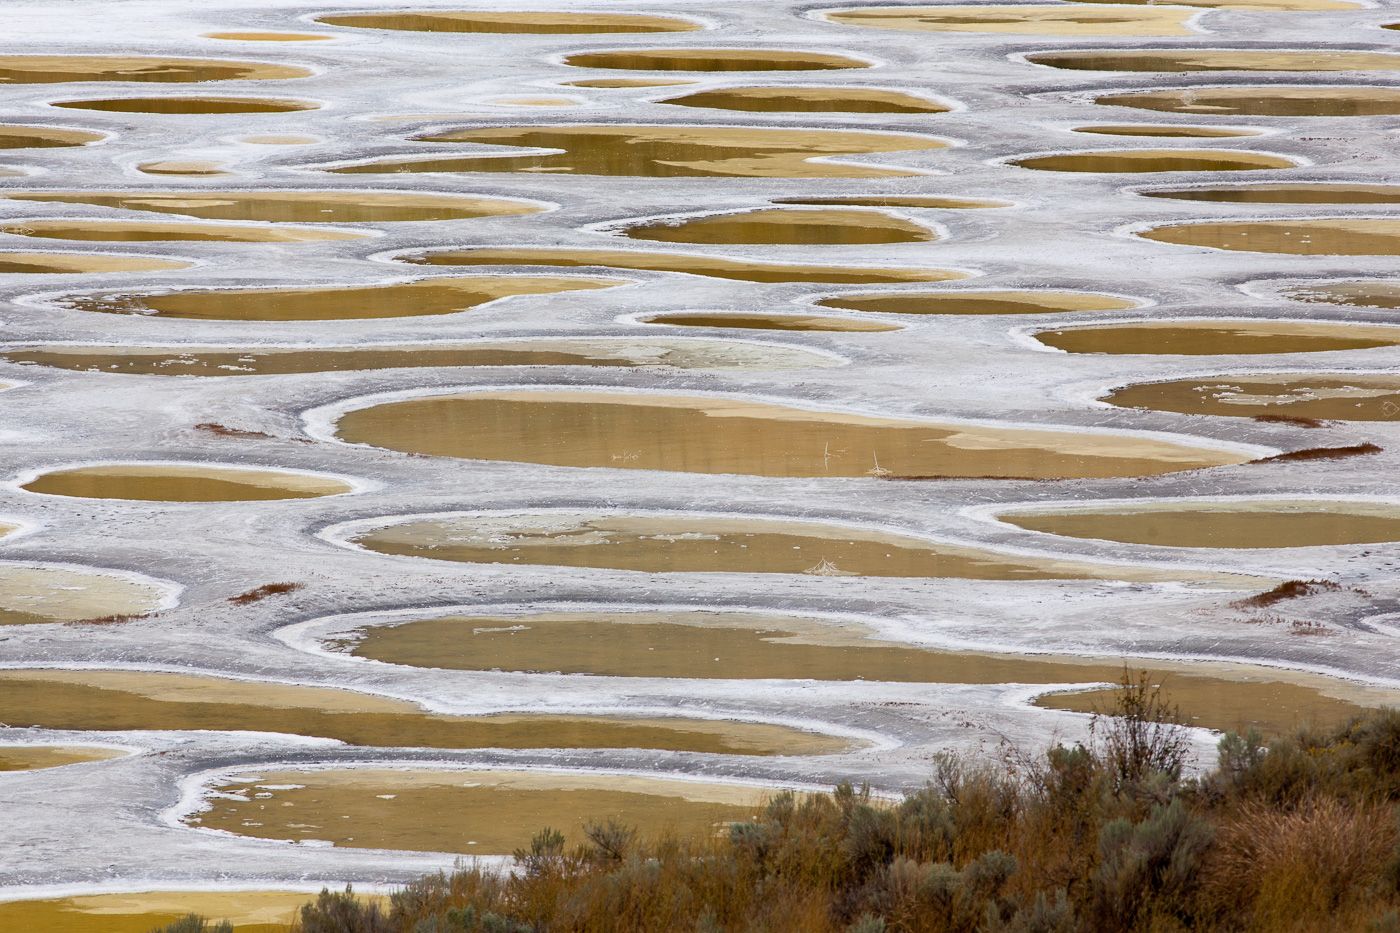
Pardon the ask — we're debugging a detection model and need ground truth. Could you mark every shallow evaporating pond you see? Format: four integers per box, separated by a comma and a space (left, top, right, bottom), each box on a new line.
999, 499, 1400, 548
398, 246, 965, 284
0, 564, 171, 624
331, 389, 1251, 479
1010, 149, 1294, 172
0, 251, 191, 274
189, 769, 770, 854
0, 892, 344, 933
344, 511, 1246, 583
0, 339, 839, 375
316, 11, 701, 34
0, 669, 846, 756
0, 219, 364, 244
0, 745, 124, 772
659, 85, 949, 114
561, 49, 870, 71
20, 463, 354, 502
641, 312, 900, 332
1103, 373, 1400, 421
1095, 85, 1400, 116
831, 4, 1200, 35
1035, 320, 1400, 354
328, 124, 944, 178
1, 189, 542, 223
1142, 184, 1400, 204
51, 96, 318, 114
1029, 49, 1400, 72
773, 195, 1010, 209
620, 208, 936, 245
1285, 280, 1400, 308
1071, 124, 1259, 138
0, 55, 310, 83
0, 124, 104, 148
51, 276, 621, 321
821, 289, 1140, 315
1139, 219, 1400, 255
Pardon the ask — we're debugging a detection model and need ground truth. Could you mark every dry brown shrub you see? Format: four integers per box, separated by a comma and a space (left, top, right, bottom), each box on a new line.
228, 582, 302, 605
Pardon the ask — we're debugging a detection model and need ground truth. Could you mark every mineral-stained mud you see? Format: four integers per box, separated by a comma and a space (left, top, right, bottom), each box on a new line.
821, 289, 1139, 315
1071, 123, 1260, 137
398, 246, 964, 283
640, 312, 901, 332
316, 11, 701, 34
328, 124, 945, 178
0, 55, 310, 83
0, 670, 848, 755
620, 207, 936, 245
563, 77, 696, 88
51, 276, 621, 321
659, 85, 949, 114
332, 389, 1253, 479
1286, 280, 1400, 308
1139, 219, 1400, 255
562, 49, 870, 71
20, 464, 355, 502
1035, 319, 1400, 354
204, 30, 333, 41
0, 338, 839, 375
0, 745, 125, 771
0, 564, 171, 624
1096, 85, 1400, 116
137, 160, 228, 176
52, 96, 318, 114
1010, 149, 1295, 172
0, 251, 191, 273
0, 219, 365, 243
1102, 373, 1400, 421
1031, 49, 1400, 72
345, 511, 1249, 583
189, 769, 771, 854
1078, 0, 1359, 9
818, 5, 1200, 36
1143, 184, 1400, 204
0, 124, 105, 148
0, 891, 339, 933
1000, 499, 1400, 548
2, 189, 541, 223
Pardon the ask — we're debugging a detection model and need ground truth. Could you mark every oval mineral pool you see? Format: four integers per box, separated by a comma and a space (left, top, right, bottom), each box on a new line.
562, 48, 870, 71
563, 77, 697, 88
328, 123, 945, 179
0, 668, 846, 755
0, 891, 351, 933
342, 511, 1247, 582
51, 95, 318, 114
1072, 124, 1261, 138
818, 5, 1199, 36
1102, 373, 1400, 421
136, 160, 228, 176
620, 208, 937, 246
0, 564, 173, 624
1, 189, 541, 223
0, 55, 311, 83
1074, 0, 1359, 9
331, 389, 1251, 479
641, 312, 901, 332
0, 124, 104, 148
773, 195, 1011, 209
1095, 85, 1400, 117
50, 276, 622, 321
821, 289, 1140, 315
316, 11, 701, 33
400, 245, 957, 281
1138, 218, 1400, 255
0, 219, 365, 243
398, 246, 965, 284
999, 499, 1400, 548
189, 769, 773, 854
1009, 148, 1296, 172
1035, 320, 1400, 354
20, 463, 356, 501
1142, 184, 1400, 204
0, 251, 192, 273
1284, 280, 1400, 308
0, 745, 125, 772
658, 85, 949, 114
0, 338, 838, 374
1029, 49, 1400, 72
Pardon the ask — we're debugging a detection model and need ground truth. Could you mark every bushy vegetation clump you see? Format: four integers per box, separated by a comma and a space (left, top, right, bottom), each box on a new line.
167, 672, 1400, 932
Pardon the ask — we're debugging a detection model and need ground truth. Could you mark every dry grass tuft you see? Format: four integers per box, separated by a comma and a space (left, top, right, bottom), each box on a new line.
228, 582, 303, 605
1251, 414, 1329, 428
1232, 579, 1341, 609
1254, 442, 1382, 463
193, 422, 273, 440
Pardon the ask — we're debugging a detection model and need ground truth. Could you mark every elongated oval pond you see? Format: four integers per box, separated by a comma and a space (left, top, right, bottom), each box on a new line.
1102, 373, 1400, 421
1035, 320, 1400, 354
21, 463, 355, 502
1095, 85, 1400, 116
821, 289, 1140, 315
1010, 149, 1295, 172
641, 312, 900, 332
1, 189, 541, 223
329, 124, 945, 179
562, 49, 869, 71
1030, 49, 1400, 72
0, 251, 191, 273
316, 11, 701, 34
773, 195, 1011, 209
1139, 219, 1400, 255
0, 564, 172, 624
1072, 124, 1261, 138
338, 610, 1380, 733
52, 275, 621, 321
620, 208, 936, 246
0, 219, 364, 243
1285, 280, 1400, 308
0, 891, 347, 933
0, 55, 310, 83
0, 124, 104, 148
52, 95, 318, 114
1143, 184, 1400, 204
331, 389, 1252, 479
0, 670, 845, 755
398, 246, 965, 284
818, 5, 1198, 36
1076, 0, 1359, 9
999, 499, 1400, 548
344, 511, 1248, 583
189, 769, 771, 854
659, 85, 949, 114
0, 745, 125, 772
136, 160, 228, 177
0, 338, 839, 375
